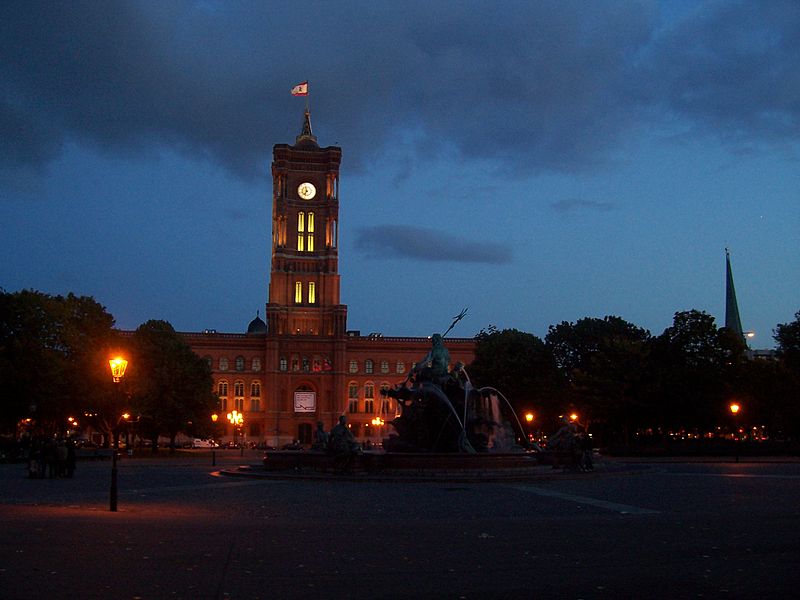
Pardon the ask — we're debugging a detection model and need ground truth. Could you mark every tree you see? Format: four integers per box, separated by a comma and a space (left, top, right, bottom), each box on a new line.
128, 320, 216, 450
468, 328, 561, 423
545, 316, 651, 444
772, 311, 800, 437
0, 290, 117, 435
775, 310, 800, 372
649, 310, 744, 431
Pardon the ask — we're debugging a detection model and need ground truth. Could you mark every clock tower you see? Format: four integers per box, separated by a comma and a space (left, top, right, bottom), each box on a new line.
266, 109, 346, 337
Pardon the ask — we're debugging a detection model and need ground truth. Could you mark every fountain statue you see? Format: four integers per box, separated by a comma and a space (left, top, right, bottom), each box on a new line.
382, 311, 527, 453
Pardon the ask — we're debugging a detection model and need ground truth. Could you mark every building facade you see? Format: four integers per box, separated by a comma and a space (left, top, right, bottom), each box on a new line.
184, 111, 475, 446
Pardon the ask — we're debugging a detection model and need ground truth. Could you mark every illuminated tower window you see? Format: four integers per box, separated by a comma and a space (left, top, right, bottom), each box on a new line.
297, 212, 305, 251
295, 281, 302, 304
308, 282, 316, 304
307, 212, 315, 252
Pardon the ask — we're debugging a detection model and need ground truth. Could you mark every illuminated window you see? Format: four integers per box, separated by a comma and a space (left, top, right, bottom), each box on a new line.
297, 212, 306, 251
307, 212, 315, 251
295, 281, 302, 303
308, 282, 316, 304
366, 389, 376, 414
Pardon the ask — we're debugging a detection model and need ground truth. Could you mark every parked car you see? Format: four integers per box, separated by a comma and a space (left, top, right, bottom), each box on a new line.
191, 438, 219, 448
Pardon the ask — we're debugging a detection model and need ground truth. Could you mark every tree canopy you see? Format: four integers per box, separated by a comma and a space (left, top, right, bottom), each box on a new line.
0, 290, 118, 435
127, 320, 217, 449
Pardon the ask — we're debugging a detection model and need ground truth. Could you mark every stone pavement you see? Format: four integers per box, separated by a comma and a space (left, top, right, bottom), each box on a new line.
1, 452, 799, 599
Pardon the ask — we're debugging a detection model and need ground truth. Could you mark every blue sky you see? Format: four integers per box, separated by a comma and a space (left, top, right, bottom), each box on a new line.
1, 0, 798, 347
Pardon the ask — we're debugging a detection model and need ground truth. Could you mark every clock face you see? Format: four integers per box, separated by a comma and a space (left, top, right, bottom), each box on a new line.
297, 182, 316, 200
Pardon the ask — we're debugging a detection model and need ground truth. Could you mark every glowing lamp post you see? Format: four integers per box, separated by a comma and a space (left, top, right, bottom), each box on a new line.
108, 357, 128, 512
228, 410, 244, 455
524, 412, 534, 446
730, 403, 741, 463
211, 413, 219, 466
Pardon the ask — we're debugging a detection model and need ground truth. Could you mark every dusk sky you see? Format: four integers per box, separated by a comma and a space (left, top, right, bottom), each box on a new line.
2, 1, 798, 347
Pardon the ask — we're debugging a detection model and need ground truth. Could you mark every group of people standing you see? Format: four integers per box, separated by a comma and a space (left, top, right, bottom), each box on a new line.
27, 437, 77, 479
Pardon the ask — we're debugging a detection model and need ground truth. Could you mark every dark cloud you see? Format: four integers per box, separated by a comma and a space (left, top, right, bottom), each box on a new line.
1, 1, 797, 183
550, 199, 616, 214
354, 224, 512, 264
640, 0, 800, 146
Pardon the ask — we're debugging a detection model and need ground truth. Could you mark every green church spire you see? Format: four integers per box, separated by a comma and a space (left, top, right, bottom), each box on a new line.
725, 248, 744, 343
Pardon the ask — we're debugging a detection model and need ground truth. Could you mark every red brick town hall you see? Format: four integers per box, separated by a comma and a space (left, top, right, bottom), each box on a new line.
184, 111, 475, 447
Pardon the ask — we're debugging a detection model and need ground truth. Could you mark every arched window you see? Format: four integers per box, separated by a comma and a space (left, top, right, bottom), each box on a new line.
251, 381, 261, 397
219, 357, 229, 371
380, 360, 389, 374
217, 381, 228, 397
251, 357, 261, 371
306, 212, 315, 252
297, 211, 305, 249
235, 356, 245, 371
234, 381, 244, 411
349, 360, 358, 374
279, 357, 288, 371
203, 356, 212, 368
365, 359, 374, 374
364, 383, 375, 414
396, 361, 405, 374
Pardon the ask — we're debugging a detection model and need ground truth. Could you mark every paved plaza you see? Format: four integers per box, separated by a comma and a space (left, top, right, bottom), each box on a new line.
1, 451, 799, 599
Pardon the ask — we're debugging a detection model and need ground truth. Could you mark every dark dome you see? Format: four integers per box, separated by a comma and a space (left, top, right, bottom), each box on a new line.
247, 314, 267, 335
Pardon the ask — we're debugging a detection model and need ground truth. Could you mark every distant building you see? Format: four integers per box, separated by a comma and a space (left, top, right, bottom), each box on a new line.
183, 111, 475, 446
724, 248, 775, 360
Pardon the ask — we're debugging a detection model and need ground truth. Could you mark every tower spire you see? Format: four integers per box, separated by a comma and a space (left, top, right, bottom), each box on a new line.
295, 108, 317, 146
725, 248, 745, 343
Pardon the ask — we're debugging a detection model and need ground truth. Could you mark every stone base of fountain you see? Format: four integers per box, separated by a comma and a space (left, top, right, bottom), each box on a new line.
261, 449, 545, 477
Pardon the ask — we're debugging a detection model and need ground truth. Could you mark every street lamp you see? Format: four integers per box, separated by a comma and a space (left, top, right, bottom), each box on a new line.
524, 412, 534, 446
211, 413, 219, 466
730, 402, 741, 463
108, 356, 128, 512
227, 410, 244, 456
